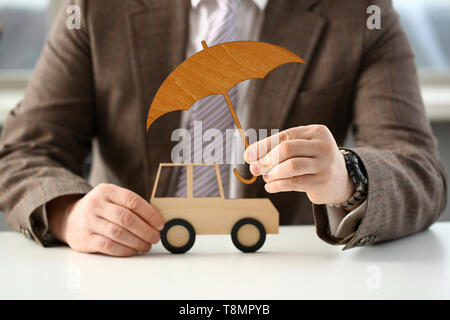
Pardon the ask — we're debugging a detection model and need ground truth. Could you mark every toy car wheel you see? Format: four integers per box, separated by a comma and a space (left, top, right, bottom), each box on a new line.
161, 219, 196, 254
231, 218, 266, 253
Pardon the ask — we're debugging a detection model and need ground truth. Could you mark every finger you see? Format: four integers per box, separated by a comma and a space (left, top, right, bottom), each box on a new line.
90, 234, 139, 257
103, 185, 165, 231
244, 126, 316, 163
97, 203, 160, 244
262, 158, 319, 182
264, 175, 317, 193
249, 140, 317, 175
93, 217, 152, 253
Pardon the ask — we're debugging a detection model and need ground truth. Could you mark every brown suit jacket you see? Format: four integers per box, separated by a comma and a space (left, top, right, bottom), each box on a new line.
0, 0, 446, 249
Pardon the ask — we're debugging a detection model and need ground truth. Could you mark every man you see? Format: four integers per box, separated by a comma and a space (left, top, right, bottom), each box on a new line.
0, 0, 446, 257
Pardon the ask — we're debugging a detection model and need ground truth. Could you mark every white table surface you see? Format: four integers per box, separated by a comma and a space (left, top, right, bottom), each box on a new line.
1, 223, 449, 299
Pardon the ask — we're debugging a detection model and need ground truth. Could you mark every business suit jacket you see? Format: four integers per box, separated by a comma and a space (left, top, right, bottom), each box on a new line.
0, 0, 446, 249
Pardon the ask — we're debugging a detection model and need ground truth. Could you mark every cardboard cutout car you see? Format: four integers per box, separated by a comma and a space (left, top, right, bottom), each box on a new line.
150, 163, 279, 253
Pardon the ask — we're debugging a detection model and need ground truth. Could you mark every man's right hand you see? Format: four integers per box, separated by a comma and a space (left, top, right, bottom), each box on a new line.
47, 184, 165, 257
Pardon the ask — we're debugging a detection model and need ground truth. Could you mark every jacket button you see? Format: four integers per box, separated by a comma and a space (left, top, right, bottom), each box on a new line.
357, 237, 369, 246
24, 229, 33, 240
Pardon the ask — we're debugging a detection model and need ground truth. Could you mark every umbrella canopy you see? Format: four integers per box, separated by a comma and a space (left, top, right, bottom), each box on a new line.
146, 40, 305, 184
147, 41, 305, 129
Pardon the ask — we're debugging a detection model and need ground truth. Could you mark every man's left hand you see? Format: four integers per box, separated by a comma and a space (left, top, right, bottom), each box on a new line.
244, 125, 355, 205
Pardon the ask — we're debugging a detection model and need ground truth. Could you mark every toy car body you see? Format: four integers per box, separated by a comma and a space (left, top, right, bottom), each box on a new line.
150, 163, 279, 253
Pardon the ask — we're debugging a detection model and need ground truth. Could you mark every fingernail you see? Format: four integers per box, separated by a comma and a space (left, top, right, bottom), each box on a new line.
260, 155, 272, 169
250, 162, 260, 175
157, 222, 165, 231
244, 147, 255, 163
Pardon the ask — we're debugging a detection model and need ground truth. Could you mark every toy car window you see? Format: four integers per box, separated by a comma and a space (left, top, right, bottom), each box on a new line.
154, 166, 187, 198
193, 165, 220, 197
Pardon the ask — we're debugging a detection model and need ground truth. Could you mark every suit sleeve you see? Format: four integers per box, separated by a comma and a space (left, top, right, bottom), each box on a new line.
0, 0, 94, 245
313, 0, 447, 249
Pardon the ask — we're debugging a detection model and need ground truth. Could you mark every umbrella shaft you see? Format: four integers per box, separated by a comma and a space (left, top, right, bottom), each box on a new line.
223, 92, 257, 185
223, 92, 249, 149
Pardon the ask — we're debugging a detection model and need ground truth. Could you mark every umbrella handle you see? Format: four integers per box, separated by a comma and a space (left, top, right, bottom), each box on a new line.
233, 168, 258, 184
223, 93, 258, 185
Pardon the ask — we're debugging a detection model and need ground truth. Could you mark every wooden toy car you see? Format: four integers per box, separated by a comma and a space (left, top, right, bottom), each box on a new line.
150, 163, 279, 253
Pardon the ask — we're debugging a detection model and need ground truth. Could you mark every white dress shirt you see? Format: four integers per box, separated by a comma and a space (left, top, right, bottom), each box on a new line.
186, 0, 366, 240
185, 0, 267, 130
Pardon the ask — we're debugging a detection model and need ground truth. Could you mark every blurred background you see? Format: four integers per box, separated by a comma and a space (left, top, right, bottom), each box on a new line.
0, 0, 449, 230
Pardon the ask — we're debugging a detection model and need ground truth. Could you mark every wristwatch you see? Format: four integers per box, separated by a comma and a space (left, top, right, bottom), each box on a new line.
330, 149, 368, 210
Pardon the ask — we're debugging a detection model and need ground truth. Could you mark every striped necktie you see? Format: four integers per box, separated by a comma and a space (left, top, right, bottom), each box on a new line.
175, 0, 242, 198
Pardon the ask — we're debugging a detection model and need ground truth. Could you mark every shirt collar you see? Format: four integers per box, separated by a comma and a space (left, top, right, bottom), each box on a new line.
191, 0, 268, 11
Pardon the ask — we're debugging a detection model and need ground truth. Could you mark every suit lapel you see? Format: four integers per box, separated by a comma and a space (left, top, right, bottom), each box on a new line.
245, 0, 326, 131
238, 0, 326, 198
126, 0, 190, 196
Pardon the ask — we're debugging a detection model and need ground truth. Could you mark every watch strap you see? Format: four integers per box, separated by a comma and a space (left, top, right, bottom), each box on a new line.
329, 150, 368, 210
